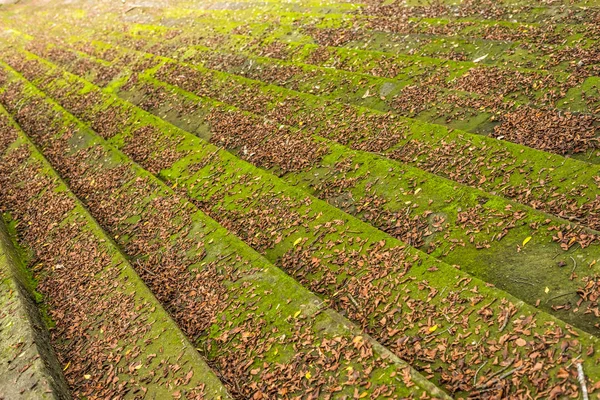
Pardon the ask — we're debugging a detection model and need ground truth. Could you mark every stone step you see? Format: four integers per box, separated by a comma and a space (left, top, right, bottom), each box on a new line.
5, 42, 600, 397
0, 105, 231, 399
0, 61, 445, 399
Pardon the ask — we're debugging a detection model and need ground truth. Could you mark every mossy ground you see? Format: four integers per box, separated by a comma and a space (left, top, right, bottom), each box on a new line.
0, 0, 599, 398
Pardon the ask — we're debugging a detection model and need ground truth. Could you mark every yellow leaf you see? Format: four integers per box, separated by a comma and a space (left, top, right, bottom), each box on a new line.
305, 371, 311, 379
545, 287, 550, 294
293, 310, 301, 318
63, 361, 71, 371
84, 374, 91, 380
359, 392, 369, 398
293, 238, 303, 247
428, 325, 438, 333
522, 236, 532, 246
273, 348, 278, 355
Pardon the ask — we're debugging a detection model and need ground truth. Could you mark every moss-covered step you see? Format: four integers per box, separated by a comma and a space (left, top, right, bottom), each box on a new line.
128, 6, 600, 71
18, 25, 598, 163
88, 0, 600, 24
0, 208, 70, 398
121, 9, 599, 80
5, 4, 597, 127
70, 14, 599, 127
8, 43, 600, 334
62, 20, 600, 142
74, 42, 600, 227
399, 0, 599, 6
0, 107, 231, 399
14, 36, 600, 237
5, 0, 598, 78
110, 19, 599, 126
127, 31, 598, 148
96, 3, 600, 50
0, 63, 446, 400
356, 1, 600, 24
140, 61, 600, 226
8, 44, 600, 399
123, 19, 594, 88
180, 45, 599, 155
184, 30, 598, 116
22, 17, 596, 161
92, 60, 600, 336
18, 4, 597, 88
146, 16, 600, 97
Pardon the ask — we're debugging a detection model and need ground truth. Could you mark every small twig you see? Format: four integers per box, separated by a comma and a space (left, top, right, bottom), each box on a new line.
577, 363, 589, 400
346, 292, 360, 309
439, 286, 447, 298
508, 278, 535, 286
498, 365, 524, 381
474, 360, 488, 386
567, 242, 581, 254
136, 261, 156, 276
546, 291, 575, 304
215, 252, 234, 263
566, 355, 581, 369
308, 231, 327, 248
432, 323, 456, 337
476, 385, 502, 394
570, 256, 577, 274
476, 359, 514, 389
199, 173, 216, 180
499, 311, 512, 332
478, 365, 524, 391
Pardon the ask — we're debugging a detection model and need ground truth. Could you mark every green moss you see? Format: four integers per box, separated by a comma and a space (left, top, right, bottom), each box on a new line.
0, 57, 445, 399
18, 41, 593, 337
0, 98, 232, 400
3, 10, 600, 396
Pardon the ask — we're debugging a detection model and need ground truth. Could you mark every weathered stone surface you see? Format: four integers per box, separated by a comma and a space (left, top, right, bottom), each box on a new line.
0, 221, 70, 400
